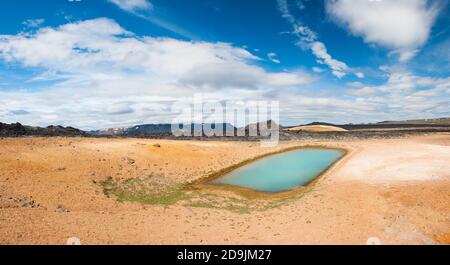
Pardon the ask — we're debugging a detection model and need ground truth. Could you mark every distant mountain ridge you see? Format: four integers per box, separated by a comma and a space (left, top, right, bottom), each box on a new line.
94, 117, 450, 136
283, 118, 450, 130
376, 117, 450, 125
2, 117, 449, 137
0, 122, 88, 137
91, 121, 282, 137
91, 123, 237, 136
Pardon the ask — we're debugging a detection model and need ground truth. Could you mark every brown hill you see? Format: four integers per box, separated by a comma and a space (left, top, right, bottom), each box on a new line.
285, 125, 347, 132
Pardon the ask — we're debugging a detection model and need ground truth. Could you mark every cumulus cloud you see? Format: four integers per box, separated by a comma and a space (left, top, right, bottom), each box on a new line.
0, 18, 447, 129
346, 86, 379, 96
0, 18, 313, 88
326, 0, 442, 62
341, 72, 449, 122
180, 64, 312, 89
105, 102, 135, 115
0, 18, 315, 129
346, 69, 450, 104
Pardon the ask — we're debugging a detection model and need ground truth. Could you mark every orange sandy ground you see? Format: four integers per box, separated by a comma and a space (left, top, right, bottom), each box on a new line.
0, 134, 449, 244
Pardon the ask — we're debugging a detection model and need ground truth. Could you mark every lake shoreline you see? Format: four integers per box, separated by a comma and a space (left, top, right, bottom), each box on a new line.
194, 146, 348, 198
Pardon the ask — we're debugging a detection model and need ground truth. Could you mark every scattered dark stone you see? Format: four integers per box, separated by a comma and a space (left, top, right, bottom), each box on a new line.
55, 204, 70, 213
122, 157, 135, 164
153, 143, 161, 148
0, 195, 41, 209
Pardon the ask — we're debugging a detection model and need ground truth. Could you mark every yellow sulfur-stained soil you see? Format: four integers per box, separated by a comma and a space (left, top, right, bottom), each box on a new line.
0, 134, 449, 244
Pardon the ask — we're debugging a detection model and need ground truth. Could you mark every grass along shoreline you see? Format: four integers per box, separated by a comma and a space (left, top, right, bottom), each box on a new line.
99, 145, 348, 212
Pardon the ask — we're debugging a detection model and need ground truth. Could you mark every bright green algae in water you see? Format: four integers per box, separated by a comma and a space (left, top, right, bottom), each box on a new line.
210, 148, 344, 192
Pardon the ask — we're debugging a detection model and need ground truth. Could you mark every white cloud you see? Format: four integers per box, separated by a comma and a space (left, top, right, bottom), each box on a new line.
277, 0, 362, 79
293, 24, 317, 43
310, 41, 349, 78
107, 0, 193, 39
355, 72, 364, 78
326, 0, 441, 62
0, 18, 316, 129
105, 102, 135, 115
312, 67, 325, 73
346, 86, 379, 96
22, 19, 45, 28
0, 18, 447, 129
108, 0, 153, 12
277, 0, 296, 24
267, 52, 281, 64
346, 70, 450, 99
341, 70, 450, 121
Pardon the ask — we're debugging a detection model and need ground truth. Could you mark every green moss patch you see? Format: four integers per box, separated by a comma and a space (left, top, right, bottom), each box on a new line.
100, 174, 189, 205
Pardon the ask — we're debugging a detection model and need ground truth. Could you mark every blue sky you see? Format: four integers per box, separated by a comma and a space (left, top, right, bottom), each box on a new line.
0, 0, 449, 129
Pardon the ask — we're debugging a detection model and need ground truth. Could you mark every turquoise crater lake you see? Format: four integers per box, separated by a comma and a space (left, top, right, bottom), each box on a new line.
210, 148, 344, 193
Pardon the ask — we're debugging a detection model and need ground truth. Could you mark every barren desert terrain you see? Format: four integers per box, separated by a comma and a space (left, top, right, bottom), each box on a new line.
0, 134, 449, 244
